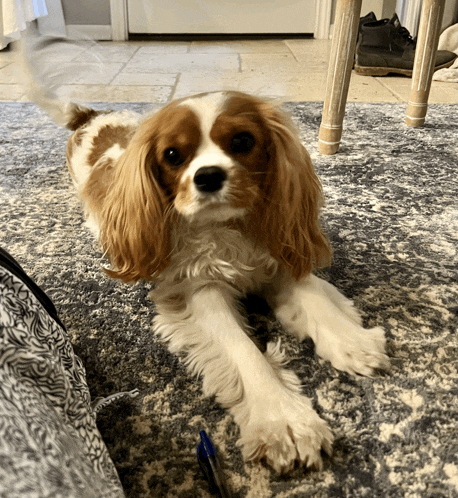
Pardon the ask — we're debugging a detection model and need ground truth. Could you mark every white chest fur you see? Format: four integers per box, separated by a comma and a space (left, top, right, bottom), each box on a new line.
159, 224, 278, 293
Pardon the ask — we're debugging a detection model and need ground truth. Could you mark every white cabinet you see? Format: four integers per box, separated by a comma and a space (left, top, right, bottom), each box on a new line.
127, 0, 316, 34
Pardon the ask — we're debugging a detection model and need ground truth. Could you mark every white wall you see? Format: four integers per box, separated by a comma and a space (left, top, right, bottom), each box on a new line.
331, 0, 456, 32
397, 0, 458, 32
443, 0, 458, 28
362, 0, 397, 18
330, 0, 396, 23
61, 0, 111, 25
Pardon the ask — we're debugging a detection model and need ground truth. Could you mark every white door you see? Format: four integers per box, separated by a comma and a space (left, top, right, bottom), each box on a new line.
127, 0, 316, 35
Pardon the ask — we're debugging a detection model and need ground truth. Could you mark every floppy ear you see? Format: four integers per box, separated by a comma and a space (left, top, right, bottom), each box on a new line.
100, 124, 173, 282
252, 102, 332, 280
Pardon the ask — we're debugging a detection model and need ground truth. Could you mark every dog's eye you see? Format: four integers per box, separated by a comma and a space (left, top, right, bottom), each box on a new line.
164, 147, 185, 167
230, 132, 255, 154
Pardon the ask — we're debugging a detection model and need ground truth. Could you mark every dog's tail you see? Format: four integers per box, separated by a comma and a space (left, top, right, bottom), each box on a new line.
20, 26, 97, 131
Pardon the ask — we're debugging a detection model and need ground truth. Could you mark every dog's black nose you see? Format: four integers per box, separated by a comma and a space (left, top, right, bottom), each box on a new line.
194, 167, 227, 193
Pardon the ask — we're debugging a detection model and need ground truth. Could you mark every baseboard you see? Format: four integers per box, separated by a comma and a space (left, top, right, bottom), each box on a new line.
314, 0, 332, 39
66, 25, 112, 41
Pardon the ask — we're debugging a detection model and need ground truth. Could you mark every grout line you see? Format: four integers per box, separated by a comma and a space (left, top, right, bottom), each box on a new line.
107, 62, 128, 86
0, 61, 13, 73
374, 77, 405, 103
130, 46, 141, 60
284, 41, 299, 62
169, 73, 181, 102
67, 44, 88, 63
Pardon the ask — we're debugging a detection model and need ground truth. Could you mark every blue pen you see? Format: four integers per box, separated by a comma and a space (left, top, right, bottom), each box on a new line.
197, 430, 232, 498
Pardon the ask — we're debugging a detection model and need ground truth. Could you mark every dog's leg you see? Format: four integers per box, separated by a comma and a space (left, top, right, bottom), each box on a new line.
153, 285, 333, 473
272, 274, 389, 377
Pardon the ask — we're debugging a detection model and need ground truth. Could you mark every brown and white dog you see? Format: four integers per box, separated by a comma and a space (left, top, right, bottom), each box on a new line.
24, 46, 389, 473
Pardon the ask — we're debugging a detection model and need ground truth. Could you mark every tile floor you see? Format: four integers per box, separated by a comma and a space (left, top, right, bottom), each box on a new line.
0, 38, 456, 103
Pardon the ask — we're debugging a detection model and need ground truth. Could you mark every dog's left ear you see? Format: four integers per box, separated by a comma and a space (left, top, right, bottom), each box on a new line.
252, 102, 332, 280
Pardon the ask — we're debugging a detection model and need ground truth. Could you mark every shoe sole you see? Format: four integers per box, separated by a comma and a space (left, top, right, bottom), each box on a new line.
354, 59, 456, 77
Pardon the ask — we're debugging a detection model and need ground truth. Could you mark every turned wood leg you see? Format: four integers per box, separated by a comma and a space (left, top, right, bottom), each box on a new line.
405, 0, 446, 128
318, 0, 362, 155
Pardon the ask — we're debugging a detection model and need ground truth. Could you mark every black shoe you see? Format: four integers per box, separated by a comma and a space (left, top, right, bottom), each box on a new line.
354, 12, 378, 64
359, 11, 377, 34
355, 13, 457, 76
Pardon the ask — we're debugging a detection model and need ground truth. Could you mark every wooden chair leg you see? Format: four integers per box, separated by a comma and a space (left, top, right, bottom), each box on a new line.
318, 0, 362, 155
405, 0, 446, 127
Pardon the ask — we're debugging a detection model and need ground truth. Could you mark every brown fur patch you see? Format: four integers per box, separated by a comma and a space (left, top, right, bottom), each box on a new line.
88, 124, 135, 167
210, 93, 271, 177
73, 128, 84, 147
225, 168, 261, 211
207, 93, 272, 212
66, 104, 108, 131
153, 105, 201, 197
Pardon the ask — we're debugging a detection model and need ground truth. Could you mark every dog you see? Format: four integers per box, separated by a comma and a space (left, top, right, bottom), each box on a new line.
23, 42, 389, 474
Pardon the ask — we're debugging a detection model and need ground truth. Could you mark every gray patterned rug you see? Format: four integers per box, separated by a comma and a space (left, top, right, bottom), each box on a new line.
1, 101, 457, 498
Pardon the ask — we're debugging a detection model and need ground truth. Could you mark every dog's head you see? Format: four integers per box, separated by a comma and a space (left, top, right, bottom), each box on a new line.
101, 91, 331, 281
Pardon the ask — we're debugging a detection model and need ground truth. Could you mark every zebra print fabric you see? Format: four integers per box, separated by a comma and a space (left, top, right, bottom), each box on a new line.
0, 254, 125, 497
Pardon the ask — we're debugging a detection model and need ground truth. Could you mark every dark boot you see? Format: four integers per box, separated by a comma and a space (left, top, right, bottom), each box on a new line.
355, 13, 457, 76
359, 11, 377, 34
354, 12, 377, 64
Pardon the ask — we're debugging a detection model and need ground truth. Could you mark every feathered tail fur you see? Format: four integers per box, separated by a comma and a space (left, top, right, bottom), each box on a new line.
20, 24, 96, 131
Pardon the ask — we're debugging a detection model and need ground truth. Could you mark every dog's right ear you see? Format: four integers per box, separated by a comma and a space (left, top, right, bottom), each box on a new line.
100, 117, 174, 282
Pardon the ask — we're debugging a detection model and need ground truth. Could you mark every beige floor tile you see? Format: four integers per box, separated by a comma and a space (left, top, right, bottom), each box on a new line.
135, 43, 190, 54
203, 72, 393, 103
174, 73, 277, 99
281, 75, 331, 101
111, 72, 178, 86
241, 70, 319, 86
1, 38, 456, 105
347, 73, 400, 102
172, 73, 237, 98
375, 75, 458, 103
73, 43, 140, 63
174, 72, 328, 101
0, 84, 25, 100
241, 53, 298, 72
189, 39, 290, 54
43, 63, 124, 85
428, 82, 458, 104
124, 53, 239, 73
1, 40, 91, 64
49, 84, 173, 103
30, 40, 95, 62
0, 50, 18, 63
284, 38, 331, 62
0, 64, 24, 84
290, 58, 329, 74
240, 52, 330, 79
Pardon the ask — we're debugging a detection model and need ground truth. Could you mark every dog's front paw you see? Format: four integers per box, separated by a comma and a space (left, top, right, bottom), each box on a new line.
237, 398, 333, 473
317, 325, 390, 377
